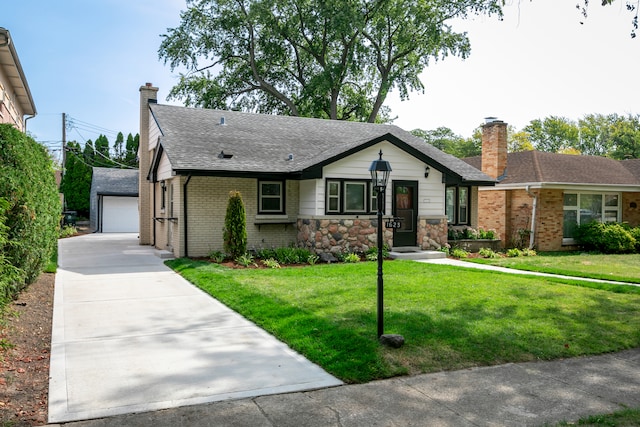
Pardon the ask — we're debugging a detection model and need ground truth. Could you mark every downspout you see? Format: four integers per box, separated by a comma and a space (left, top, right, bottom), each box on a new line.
97, 195, 103, 233
183, 175, 192, 258
24, 113, 36, 132
152, 181, 156, 247
525, 185, 537, 250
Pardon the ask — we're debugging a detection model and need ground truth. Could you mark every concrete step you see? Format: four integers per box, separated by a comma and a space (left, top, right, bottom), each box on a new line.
388, 248, 446, 260
154, 250, 175, 260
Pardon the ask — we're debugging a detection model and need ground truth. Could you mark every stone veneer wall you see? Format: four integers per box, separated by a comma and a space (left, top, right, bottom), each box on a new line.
417, 217, 448, 250
297, 218, 392, 254
297, 216, 448, 253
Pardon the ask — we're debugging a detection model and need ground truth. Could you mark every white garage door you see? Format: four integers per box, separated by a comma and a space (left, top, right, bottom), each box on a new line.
102, 196, 139, 233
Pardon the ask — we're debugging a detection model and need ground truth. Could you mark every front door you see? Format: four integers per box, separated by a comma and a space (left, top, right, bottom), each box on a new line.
392, 180, 418, 247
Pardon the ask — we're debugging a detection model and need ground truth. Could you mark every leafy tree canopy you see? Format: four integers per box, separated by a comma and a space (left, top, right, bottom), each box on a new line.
411, 126, 482, 158
159, 0, 504, 123
575, 0, 639, 38
415, 114, 640, 160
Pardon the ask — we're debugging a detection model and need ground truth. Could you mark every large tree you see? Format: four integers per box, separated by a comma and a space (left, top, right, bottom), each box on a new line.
60, 141, 92, 215
523, 116, 579, 153
412, 126, 482, 158
576, 0, 639, 38
159, 0, 504, 122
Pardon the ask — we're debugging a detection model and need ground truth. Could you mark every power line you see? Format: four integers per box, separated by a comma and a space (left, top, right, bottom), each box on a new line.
66, 115, 124, 138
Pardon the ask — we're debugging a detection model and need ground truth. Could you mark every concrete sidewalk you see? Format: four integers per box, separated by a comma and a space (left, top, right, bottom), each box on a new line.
58, 349, 640, 426
49, 235, 640, 426
420, 257, 640, 287
49, 233, 342, 423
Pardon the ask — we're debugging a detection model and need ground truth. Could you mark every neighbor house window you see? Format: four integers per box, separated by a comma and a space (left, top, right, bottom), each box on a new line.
446, 186, 470, 225
160, 181, 166, 211
326, 179, 375, 214
169, 183, 174, 217
259, 181, 285, 214
563, 192, 620, 240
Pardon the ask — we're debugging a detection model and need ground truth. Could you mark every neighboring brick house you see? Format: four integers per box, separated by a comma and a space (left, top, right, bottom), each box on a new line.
137, 84, 495, 258
464, 119, 640, 251
0, 27, 36, 132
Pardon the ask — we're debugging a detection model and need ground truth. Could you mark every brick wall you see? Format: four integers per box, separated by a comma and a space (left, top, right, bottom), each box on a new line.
180, 176, 300, 257
138, 83, 158, 245
535, 189, 565, 251
478, 189, 508, 247
507, 189, 534, 248
481, 120, 508, 180
623, 192, 640, 227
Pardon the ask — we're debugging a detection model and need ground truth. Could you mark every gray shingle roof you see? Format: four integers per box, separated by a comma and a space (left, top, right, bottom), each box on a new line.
91, 167, 139, 195
464, 151, 640, 186
149, 104, 494, 184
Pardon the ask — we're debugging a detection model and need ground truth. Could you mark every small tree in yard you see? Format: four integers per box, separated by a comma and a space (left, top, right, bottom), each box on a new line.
223, 190, 247, 259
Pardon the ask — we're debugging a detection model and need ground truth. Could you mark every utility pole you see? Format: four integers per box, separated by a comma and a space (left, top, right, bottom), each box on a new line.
62, 112, 66, 177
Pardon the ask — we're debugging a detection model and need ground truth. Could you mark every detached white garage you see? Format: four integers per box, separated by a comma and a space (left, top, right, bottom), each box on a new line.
90, 167, 139, 233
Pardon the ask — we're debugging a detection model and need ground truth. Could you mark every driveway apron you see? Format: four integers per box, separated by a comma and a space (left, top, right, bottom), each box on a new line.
49, 233, 342, 423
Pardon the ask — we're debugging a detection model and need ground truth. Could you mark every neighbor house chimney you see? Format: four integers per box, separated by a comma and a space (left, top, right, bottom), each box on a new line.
139, 83, 159, 245
481, 117, 508, 180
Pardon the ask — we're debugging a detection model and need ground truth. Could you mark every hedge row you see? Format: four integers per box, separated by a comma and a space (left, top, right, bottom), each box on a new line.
0, 124, 60, 306
575, 221, 640, 254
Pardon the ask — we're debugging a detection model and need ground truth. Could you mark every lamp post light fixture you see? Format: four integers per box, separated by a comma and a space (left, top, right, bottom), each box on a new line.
369, 150, 392, 339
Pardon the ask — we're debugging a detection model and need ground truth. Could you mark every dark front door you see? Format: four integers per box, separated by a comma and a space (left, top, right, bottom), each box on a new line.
392, 180, 418, 247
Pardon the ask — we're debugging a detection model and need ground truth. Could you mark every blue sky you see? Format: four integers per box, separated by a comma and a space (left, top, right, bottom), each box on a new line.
4, 0, 639, 162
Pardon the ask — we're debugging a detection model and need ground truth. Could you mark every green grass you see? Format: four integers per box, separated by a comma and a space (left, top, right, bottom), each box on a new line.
43, 245, 58, 274
467, 253, 640, 284
167, 258, 640, 383
551, 407, 640, 426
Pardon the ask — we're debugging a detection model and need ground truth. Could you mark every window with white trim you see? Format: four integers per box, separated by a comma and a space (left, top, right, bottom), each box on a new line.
326, 179, 378, 214
563, 192, 620, 240
258, 181, 285, 214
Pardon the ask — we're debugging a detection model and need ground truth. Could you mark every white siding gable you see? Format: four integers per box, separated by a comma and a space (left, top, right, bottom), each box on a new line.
300, 141, 445, 217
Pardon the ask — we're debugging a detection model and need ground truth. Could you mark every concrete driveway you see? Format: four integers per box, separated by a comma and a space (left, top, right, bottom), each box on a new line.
49, 233, 342, 423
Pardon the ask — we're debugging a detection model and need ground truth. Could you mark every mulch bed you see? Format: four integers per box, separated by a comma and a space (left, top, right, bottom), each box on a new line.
0, 272, 54, 426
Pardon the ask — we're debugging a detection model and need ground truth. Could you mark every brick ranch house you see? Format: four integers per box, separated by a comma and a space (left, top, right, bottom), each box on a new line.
466, 119, 640, 251
137, 83, 495, 258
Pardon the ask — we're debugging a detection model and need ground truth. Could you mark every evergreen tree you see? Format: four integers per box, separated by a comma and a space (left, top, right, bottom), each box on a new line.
223, 191, 247, 259
61, 141, 92, 216
93, 134, 112, 167
113, 132, 125, 164
125, 133, 139, 167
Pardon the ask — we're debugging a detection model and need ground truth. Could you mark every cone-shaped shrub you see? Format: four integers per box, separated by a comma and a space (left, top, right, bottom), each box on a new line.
223, 190, 247, 258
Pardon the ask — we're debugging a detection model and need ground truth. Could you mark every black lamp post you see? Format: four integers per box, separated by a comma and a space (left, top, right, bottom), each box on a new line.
369, 150, 391, 339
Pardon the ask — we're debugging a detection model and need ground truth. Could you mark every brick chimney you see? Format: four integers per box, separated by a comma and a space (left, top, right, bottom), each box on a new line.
481, 118, 508, 180
139, 83, 158, 245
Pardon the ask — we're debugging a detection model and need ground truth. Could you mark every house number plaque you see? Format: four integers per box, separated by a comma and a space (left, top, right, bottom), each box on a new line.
385, 218, 402, 229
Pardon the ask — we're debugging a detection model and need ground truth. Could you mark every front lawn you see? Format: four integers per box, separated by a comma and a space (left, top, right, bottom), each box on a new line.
167, 259, 640, 383
466, 253, 640, 284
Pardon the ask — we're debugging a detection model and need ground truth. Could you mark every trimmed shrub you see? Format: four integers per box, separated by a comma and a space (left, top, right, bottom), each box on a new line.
631, 227, 640, 253
0, 198, 21, 304
574, 221, 636, 254
0, 125, 60, 304
223, 190, 247, 259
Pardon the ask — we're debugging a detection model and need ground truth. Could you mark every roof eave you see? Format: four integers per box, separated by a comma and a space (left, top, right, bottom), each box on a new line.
0, 28, 36, 116
478, 181, 640, 192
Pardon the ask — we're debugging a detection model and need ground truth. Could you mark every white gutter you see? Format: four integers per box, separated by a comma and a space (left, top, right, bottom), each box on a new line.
525, 185, 537, 250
